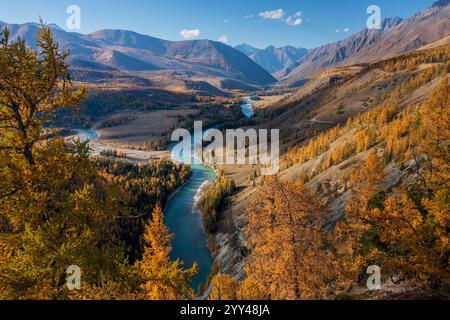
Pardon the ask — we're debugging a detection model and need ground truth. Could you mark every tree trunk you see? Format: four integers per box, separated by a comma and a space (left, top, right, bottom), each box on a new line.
23, 144, 35, 165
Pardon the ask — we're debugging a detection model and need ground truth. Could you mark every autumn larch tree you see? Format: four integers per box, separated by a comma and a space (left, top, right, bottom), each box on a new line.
0, 23, 84, 168
138, 204, 198, 300
0, 24, 134, 299
208, 273, 240, 300
241, 177, 332, 300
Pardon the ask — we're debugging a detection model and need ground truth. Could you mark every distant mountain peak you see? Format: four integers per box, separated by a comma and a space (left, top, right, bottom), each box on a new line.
2, 21, 276, 85
89, 28, 157, 39
380, 17, 404, 30
236, 43, 257, 48
235, 43, 260, 55
432, 0, 450, 8
48, 23, 64, 31
236, 44, 308, 75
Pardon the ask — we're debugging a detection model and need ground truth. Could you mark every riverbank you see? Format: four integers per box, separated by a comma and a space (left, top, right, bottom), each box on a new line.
70, 129, 169, 162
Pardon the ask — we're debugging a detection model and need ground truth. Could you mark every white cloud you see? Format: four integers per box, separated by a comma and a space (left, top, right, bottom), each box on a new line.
344, 27, 350, 32
258, 9, 303, 26
285, 12, 302, 26
286, 17, 302, 26
259, 9, 285, 20
245, 14, 254, 19
335, 28, 340, 33
180, 29, 201, 39
218, 35, 228, 43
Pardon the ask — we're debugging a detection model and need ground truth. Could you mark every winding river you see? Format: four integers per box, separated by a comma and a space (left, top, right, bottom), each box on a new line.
240, 96, 257, 117
166, 96, 256, 291
164, 162, 216, 291
74, 96, 256, 292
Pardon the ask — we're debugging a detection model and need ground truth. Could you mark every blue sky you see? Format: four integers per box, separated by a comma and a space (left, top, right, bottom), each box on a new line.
0, 0, 435, 48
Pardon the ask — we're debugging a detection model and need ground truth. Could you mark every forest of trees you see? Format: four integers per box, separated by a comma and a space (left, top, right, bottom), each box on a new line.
95, 158, 191, 261
197, 167, 235, 234
0, 25, 197, 299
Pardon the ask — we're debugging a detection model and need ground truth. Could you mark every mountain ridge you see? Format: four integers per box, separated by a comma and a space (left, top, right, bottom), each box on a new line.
0, 21, 276, 85
235, 44, 308, 75
278, 2, 450, 86
1, 1, 448, 88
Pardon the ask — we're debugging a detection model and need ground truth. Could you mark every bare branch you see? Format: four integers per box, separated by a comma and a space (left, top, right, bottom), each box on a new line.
0, 189, 19, 201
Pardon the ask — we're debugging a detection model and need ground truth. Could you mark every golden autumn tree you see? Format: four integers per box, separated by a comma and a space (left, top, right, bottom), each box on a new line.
241, 177, 332, 300
0, 24, 135, 299
208, 273, 240, 300
138, 204, 198, 300
0, 24, 84, 168
0, 22, 85, 225
347, 150, 385, 214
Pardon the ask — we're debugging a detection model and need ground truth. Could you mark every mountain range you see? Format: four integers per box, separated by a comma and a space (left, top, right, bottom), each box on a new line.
0, 0, 448, 89
0, 21, 276, 85
278, 0, 450, 85
235, 44, 308, 74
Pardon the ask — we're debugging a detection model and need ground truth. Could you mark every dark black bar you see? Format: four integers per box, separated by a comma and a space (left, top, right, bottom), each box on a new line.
1, 300, 447, 319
